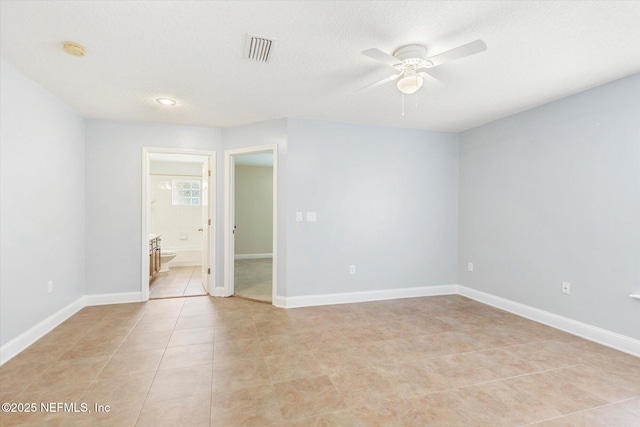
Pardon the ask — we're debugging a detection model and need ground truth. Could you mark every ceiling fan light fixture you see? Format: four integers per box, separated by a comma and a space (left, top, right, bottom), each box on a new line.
396, 74, 423, 94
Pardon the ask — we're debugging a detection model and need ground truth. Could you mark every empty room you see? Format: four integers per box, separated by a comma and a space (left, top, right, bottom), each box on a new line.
0, 1, 639, 426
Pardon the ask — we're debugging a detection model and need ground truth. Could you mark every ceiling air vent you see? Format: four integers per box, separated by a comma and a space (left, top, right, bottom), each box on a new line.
245, 34, 275, 63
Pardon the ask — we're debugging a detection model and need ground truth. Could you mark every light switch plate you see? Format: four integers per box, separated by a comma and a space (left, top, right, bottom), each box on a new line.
296, 212, 303, 222
307, 212, 316, 222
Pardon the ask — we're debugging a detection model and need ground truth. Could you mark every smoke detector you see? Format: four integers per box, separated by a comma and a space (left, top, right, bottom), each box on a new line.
63, 42, 86, 57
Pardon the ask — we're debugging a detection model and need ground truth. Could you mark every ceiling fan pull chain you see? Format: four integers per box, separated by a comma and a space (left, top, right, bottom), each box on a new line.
401, 92, 405, 116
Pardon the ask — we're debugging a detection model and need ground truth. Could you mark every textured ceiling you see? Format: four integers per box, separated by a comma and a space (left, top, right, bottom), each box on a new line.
1, 1, 639, 132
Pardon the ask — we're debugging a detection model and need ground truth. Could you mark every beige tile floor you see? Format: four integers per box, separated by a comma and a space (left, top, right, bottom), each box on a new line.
149, 266, 206, 299
0, 295, 639, 426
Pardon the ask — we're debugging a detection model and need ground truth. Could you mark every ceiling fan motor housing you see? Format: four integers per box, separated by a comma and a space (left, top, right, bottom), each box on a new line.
393, 44, 427, 64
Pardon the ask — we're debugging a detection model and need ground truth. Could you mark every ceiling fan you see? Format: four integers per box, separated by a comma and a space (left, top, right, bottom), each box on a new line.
359, 40, 487, 94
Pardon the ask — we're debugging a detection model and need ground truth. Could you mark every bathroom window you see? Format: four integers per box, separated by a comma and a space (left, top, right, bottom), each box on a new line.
171, 179, 201, 206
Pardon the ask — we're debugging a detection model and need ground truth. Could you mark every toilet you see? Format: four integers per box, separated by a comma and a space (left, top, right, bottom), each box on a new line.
159, 249, 177, 272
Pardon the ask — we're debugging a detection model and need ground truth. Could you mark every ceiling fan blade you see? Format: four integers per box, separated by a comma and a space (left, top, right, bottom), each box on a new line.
355, 72, 403, 92
425, 40, 487, 68
362, 48, 402, 67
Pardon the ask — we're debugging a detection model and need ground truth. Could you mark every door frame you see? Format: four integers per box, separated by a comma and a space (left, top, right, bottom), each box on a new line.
141, 147, 216, 301
223, 145, 278, 303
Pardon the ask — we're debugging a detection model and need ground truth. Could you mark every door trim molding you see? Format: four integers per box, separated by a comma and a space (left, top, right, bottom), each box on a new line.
141, 147, 216, 301
223, 145, 278, 303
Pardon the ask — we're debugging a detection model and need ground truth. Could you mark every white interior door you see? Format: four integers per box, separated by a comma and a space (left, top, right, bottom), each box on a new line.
201, 158, 210, 292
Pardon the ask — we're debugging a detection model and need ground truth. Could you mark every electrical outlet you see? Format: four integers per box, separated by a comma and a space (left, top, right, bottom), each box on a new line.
468, 262, 474, 272
349, 265, 356, 275
296, 212, 303, 222
562, 282, 571, 294
306, 212, 316, 222
47, 280, 53, 293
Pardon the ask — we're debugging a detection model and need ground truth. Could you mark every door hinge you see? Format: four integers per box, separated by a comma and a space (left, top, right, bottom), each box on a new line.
208, 170, 211, 177
207, 268, 211, 274
208, 219, 211, 226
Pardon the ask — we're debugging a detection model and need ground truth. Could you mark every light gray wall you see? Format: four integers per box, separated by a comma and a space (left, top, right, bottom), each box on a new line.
221, 118, 288, 295
286, 119, 459, 296
234, 165, 273, 255
84, 120, 220, 295
458, 73, 640, 339
0, 59, 85, 346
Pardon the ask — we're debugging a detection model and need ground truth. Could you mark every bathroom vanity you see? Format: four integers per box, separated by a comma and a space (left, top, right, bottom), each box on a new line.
149, 234, 161, 280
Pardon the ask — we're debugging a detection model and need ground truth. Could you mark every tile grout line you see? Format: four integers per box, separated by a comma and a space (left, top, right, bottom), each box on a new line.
98, 305, 155, 427
405, 363, 583, 402
132, 300, 183, 427
517, 402, 620, 426
615, 396, 640, 419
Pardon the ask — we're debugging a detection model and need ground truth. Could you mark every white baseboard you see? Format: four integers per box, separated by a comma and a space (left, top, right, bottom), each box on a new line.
3, 284, 637, 366
234, 253, 273, 260
211, 286, 229, 297
0, 296, 85, 366
0, 292, 144, 366
84, 292, 144, 306
278, 285, 458, 309
457, 285, 640, 357
272, 295, 287, 308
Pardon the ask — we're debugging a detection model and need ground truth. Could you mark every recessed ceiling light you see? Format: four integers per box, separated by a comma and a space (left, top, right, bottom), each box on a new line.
63, 42, 86, 57
155, 97, 177, 106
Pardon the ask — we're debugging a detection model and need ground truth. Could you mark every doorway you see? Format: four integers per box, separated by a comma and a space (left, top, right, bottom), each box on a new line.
224, 146, 277, 303
141, 148, 216, 301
